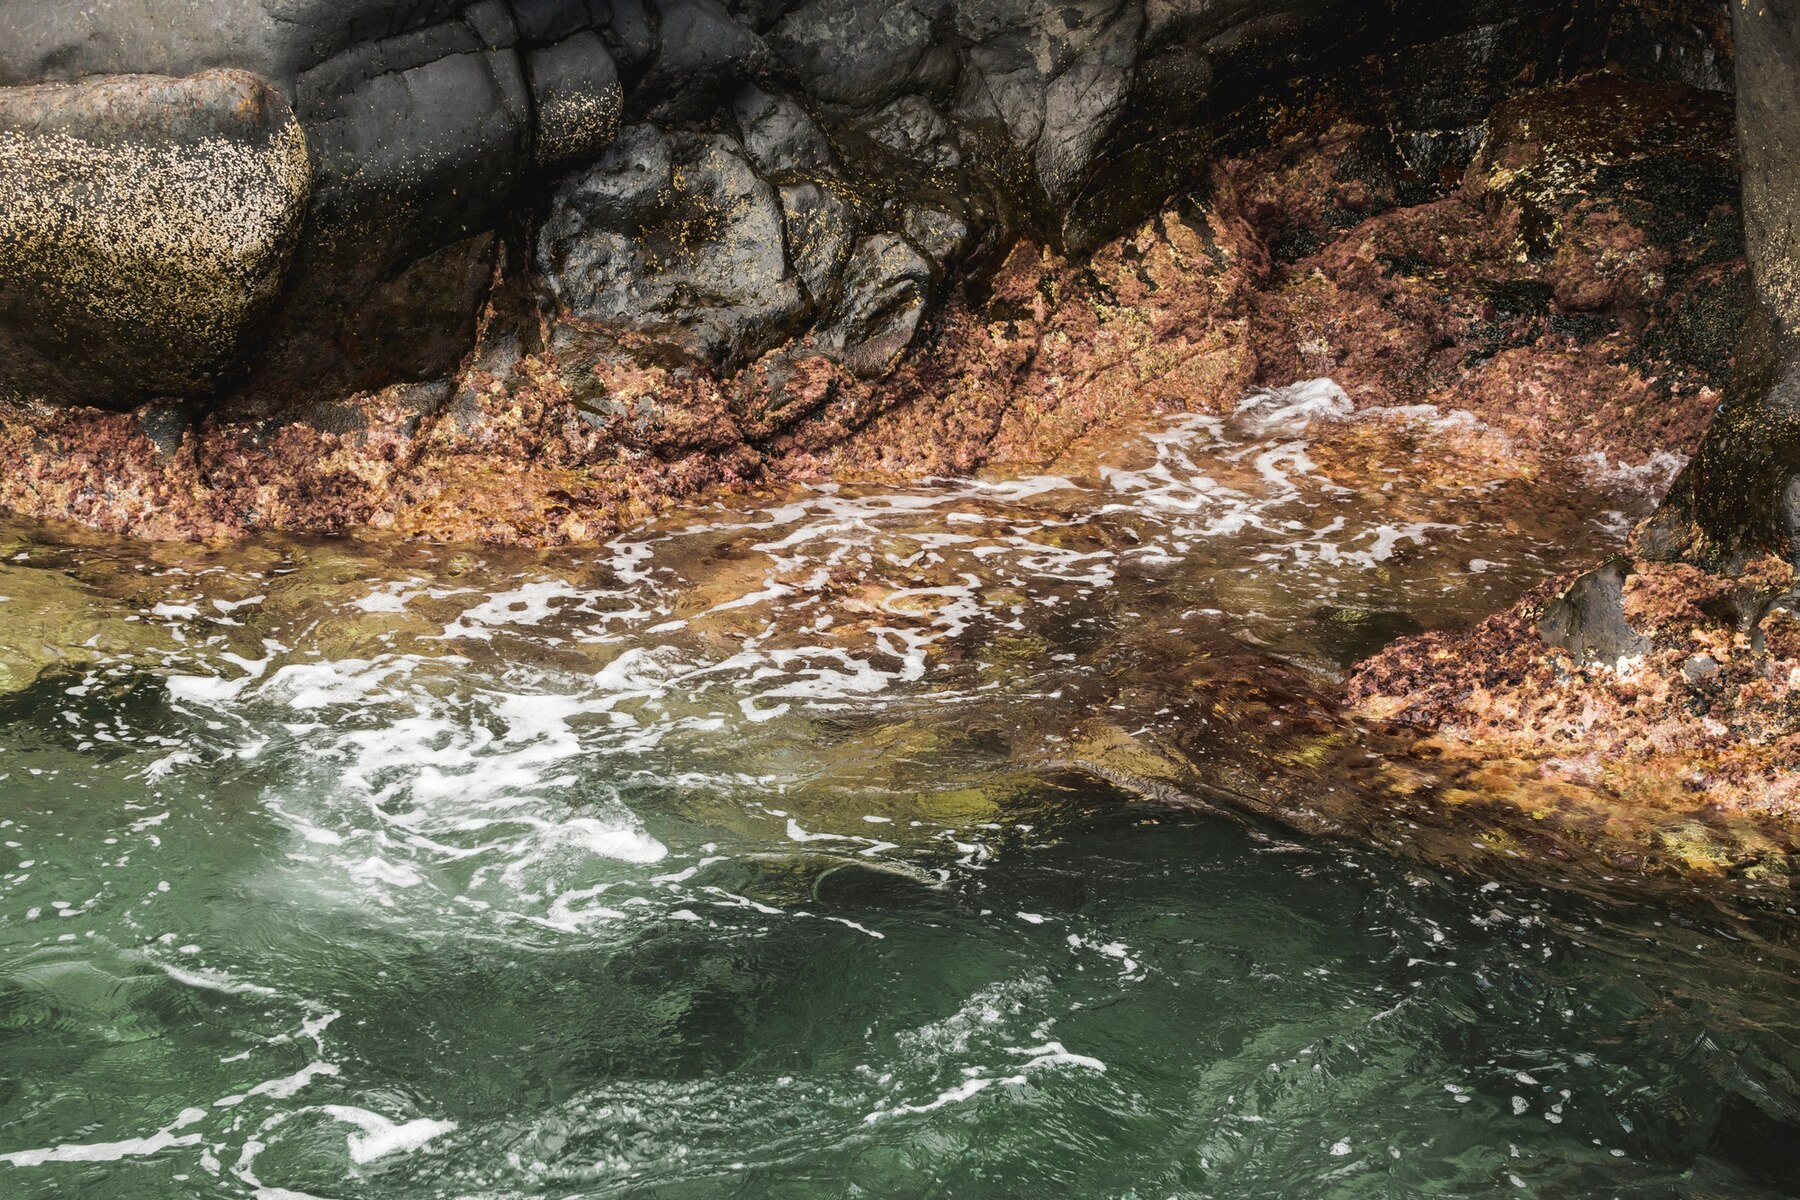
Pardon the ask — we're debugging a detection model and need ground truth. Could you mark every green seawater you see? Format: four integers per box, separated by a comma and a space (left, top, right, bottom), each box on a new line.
2, 384, 1797, 1199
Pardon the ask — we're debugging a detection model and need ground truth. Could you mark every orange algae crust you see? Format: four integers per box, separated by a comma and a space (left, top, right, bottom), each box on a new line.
1348, 556, 1800, 877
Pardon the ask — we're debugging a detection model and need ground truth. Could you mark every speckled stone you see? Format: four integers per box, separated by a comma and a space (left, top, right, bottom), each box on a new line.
0, 69, 312, 407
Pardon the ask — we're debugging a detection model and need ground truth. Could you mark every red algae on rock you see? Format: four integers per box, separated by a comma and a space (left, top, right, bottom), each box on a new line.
0, 72, 1741, 550
8, 68, 1798, 882
1349, 555, 1800, 875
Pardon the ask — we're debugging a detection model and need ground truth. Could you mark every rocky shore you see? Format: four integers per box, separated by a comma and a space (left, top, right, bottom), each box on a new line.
6, 0, 1800, 874
0, 64, 1741, 546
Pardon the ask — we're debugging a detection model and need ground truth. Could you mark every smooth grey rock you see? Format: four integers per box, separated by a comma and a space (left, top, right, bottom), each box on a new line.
295, 28, 531, 253
1537, 559, 1653, 665
0, 1, 466, 87
527, 31, 624, 170
1682, 654, 1722, 686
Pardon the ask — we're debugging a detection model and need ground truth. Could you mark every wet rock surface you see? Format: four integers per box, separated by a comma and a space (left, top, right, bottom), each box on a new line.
0, 0, 1730, 412
539, 123, 807, 370
1349, 555, 1800, 871
7, 0, 1800, 872
0, 57, 1746, 547
0, 70, 311, 408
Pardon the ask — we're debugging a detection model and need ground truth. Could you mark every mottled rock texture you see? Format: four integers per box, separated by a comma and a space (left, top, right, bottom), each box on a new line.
0, 60, 1742, 551
1347, 1, 1800, 824
0, 71, 311, 406
0, 0, 1733, 415
12, 0, 1800, 866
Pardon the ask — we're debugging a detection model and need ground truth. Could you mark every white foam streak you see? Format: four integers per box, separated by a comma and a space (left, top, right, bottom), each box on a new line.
314, 1106, 457, 1164
1, 1107, 208, 1167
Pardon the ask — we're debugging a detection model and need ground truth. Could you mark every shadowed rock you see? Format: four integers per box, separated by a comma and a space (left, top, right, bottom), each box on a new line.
538, 123, 807, 370
1639, 1, 1800, 574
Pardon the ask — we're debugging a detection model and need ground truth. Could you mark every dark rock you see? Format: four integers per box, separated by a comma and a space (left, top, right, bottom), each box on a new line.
510, 0, 593, 44
1537, 559, 1653, 665
952, 0, 1147, 244
538, 124, 806, 370
0, 70, 311, 408
598, 0, 661, 72
900, 206, 974, 268
637, 0, 771, 117
1641, 0, 1800, 581
226, 231, 502, 423
732, 84, 836, 176
527, 32, 624, 170
136, 401, 200, 459
766, 0, 949, 110
295, 28, 532, 251
780, 181, 858, 306
857, 94, 963, 170
811, 234, 936, 378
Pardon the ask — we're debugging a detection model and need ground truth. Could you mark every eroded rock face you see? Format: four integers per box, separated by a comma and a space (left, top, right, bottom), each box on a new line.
0, 70, 311, 407
0, 48, 1743, 551
1637, 2, 1800, 574
1336, 2, 1800, 855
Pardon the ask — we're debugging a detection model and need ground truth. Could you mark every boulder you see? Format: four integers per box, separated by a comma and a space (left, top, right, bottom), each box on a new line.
732, 85, 836, 176
780, 181, 858, 308
529, 31, 625, 170
538, 124, 807, 369
811, 234, 936, 378
766, 0, 952, 110
0, 69, 311, 408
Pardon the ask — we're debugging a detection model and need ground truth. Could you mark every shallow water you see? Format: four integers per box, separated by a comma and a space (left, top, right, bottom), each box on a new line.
5, 382, 1799, 1198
